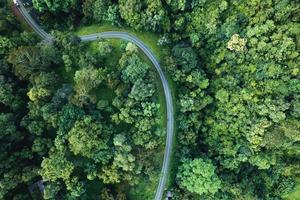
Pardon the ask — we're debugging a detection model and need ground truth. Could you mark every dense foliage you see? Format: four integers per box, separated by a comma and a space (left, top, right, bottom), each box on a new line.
177, 158, 221, 196
32, 0, 75, 12
1, 0, 300, 199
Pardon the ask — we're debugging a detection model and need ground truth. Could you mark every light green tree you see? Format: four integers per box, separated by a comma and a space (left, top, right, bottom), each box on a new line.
67, 116, 110, 163
121, 54, 149, 83
40, 151, 74, 181
129, 79, 155, 101
74, 67, 104, 96
177, 158, 221, 195
98, 40, 112, 56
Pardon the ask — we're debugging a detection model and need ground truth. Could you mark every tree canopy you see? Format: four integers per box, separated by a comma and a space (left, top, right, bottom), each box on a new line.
2, 0, 300, 199
32, 0, 75, 12
177, 158, 221, 195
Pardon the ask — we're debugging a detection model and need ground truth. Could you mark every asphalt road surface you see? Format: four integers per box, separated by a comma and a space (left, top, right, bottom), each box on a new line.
15, 1, 174, 199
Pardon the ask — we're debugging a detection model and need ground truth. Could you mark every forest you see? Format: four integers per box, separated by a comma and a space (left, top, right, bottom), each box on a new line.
0, 0, 300, 199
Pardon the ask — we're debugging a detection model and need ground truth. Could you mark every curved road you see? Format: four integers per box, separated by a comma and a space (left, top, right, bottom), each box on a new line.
15, 1, 174, 200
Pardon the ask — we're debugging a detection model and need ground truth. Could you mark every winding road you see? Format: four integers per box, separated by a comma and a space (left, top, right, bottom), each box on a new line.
15, 1, 174, 200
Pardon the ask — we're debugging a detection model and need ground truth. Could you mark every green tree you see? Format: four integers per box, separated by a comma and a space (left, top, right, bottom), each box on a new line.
32, 0, 75, 12
93, 0, 110, 22
119, 0, 142, 30
67, 116, 110, 163
40, 151, 74, 181
121, 54, 149, 84
0, 36, 14, 55
8, 46, 52, 80
106, 5, 121, 25
113, 134, 136, 172
141, 0, 170, 31
172, 45, 198, 73
72, 66, 105, 105
0, 76, 22, 110
177, 158, 221, 195
129, 79, 155, 101
0, 113, 16, 139
43, 182, 61, 199
97, 40, 112, 56
74, 67, 104, 95
65, 177, 86, 198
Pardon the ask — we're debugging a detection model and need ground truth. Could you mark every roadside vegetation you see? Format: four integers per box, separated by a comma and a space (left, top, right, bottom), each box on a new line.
1, 0, 299, 199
